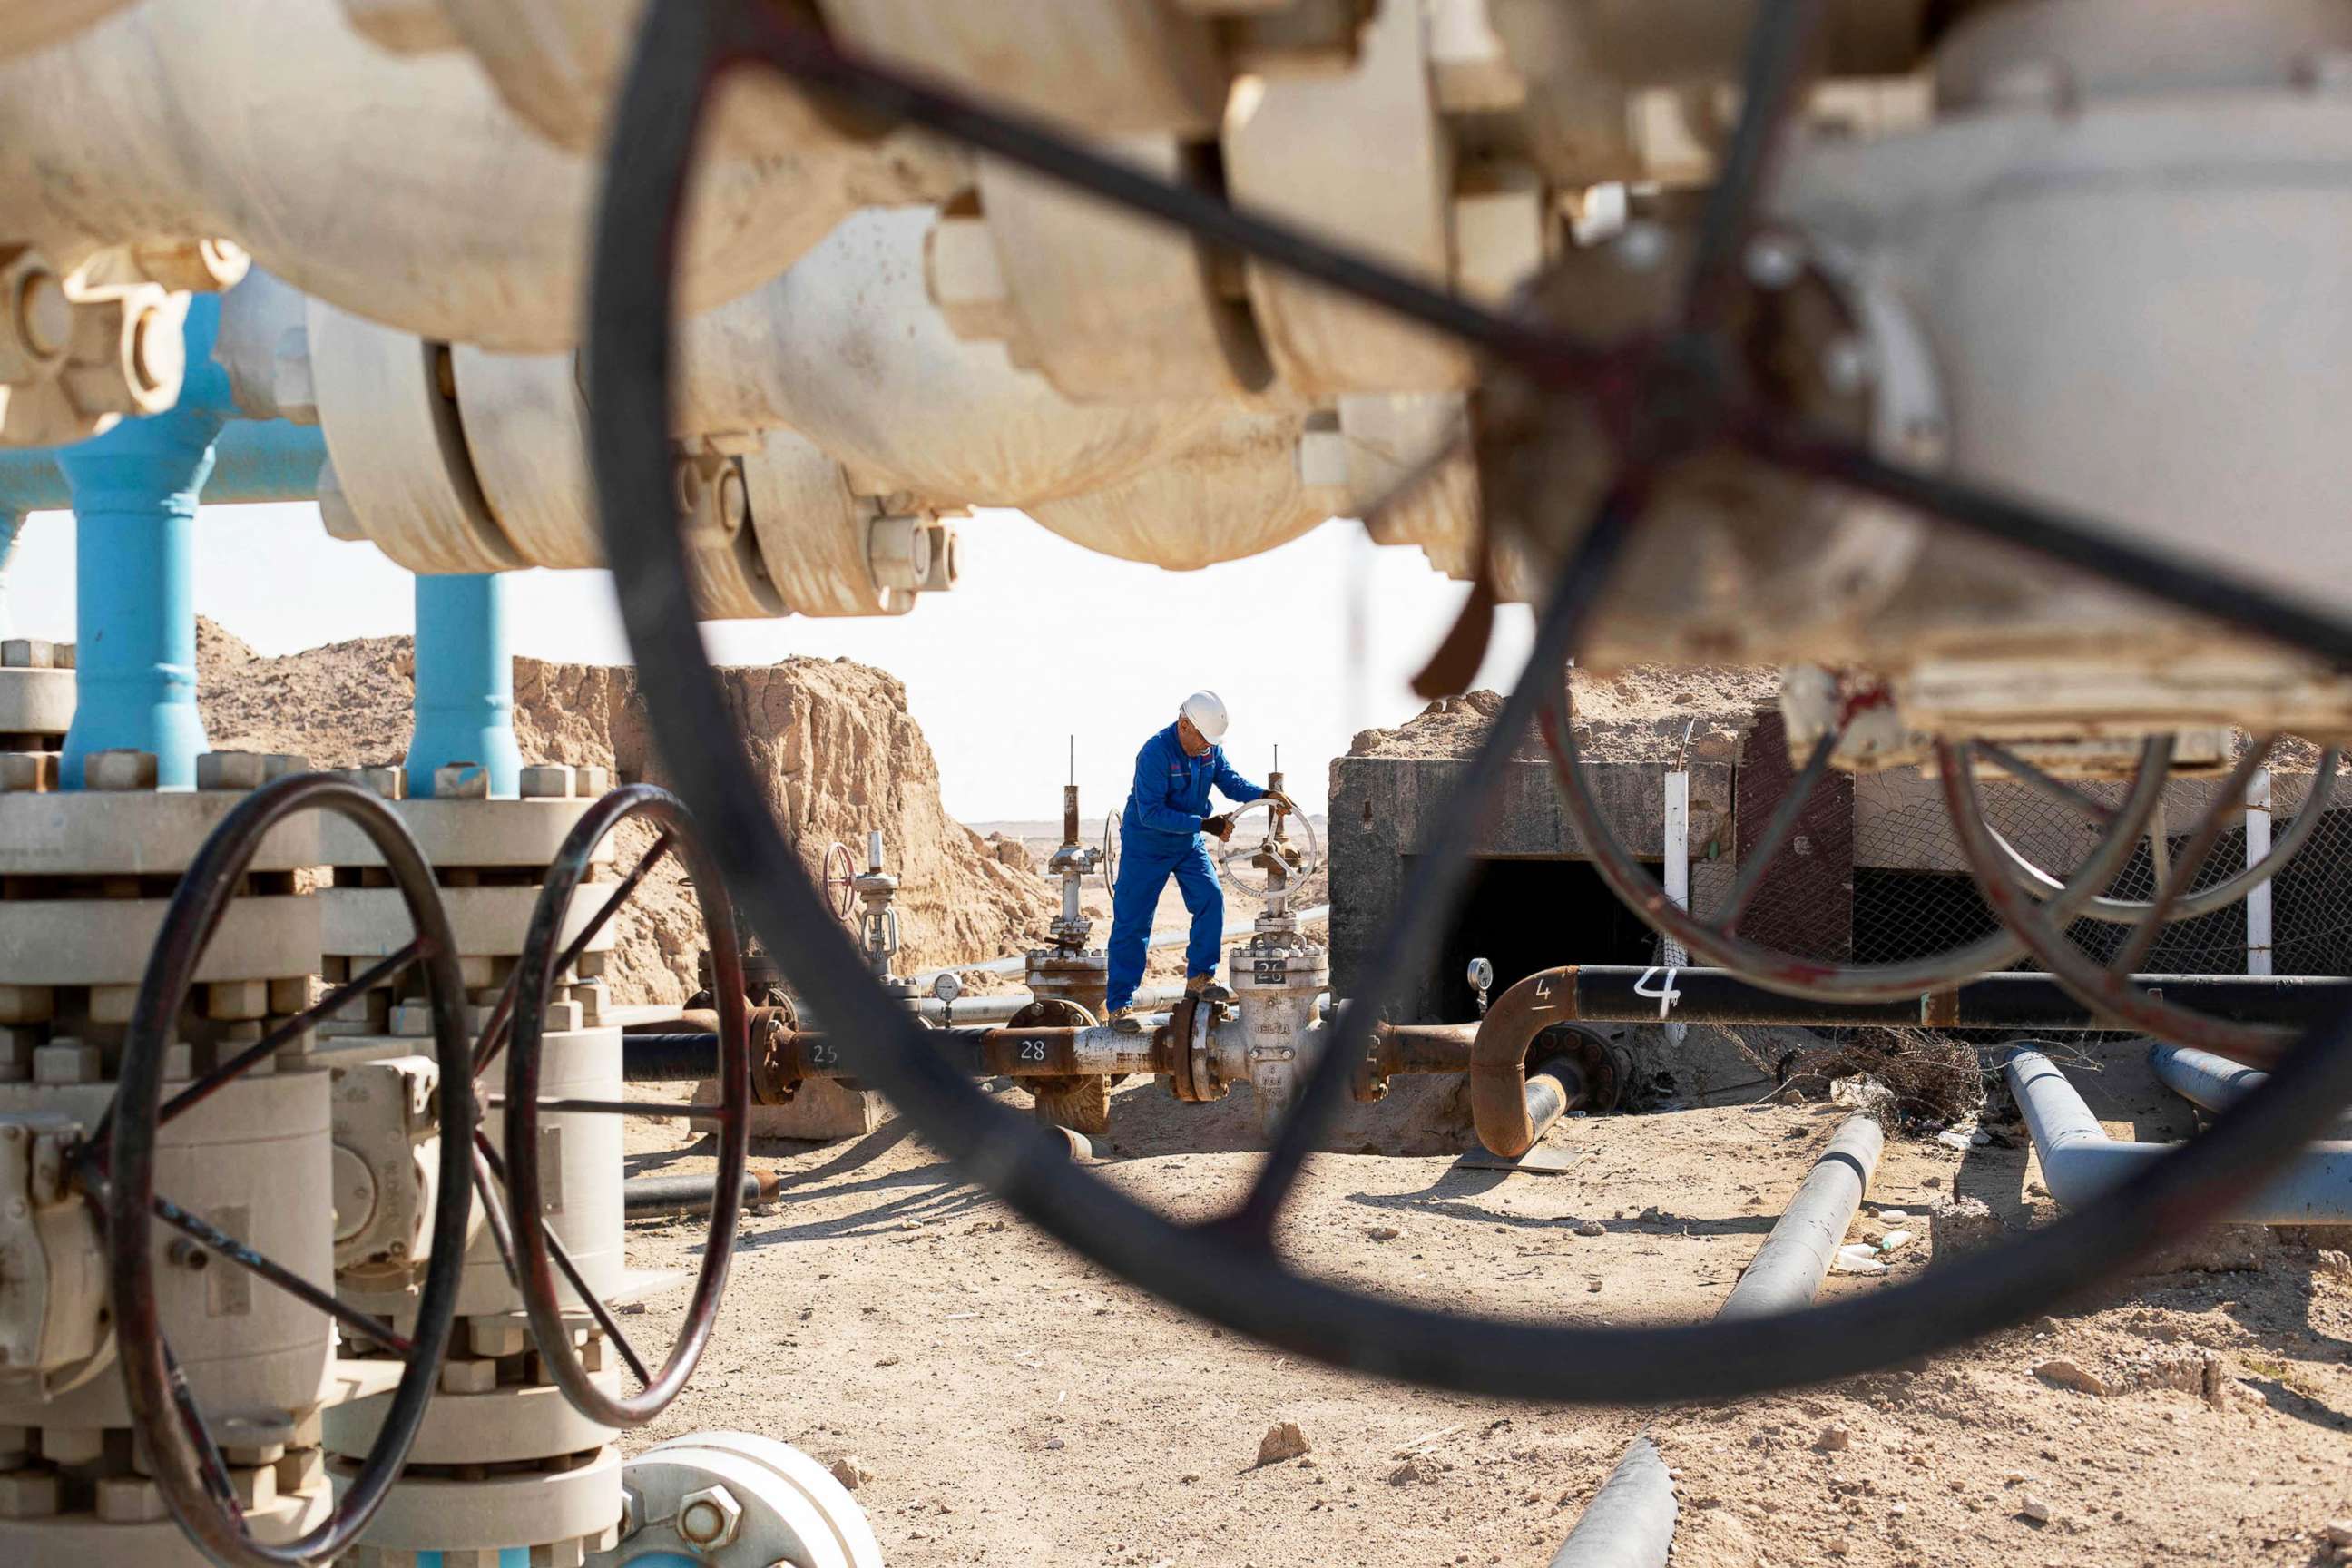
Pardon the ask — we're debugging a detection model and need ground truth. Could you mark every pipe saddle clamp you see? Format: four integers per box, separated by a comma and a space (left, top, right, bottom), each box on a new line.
1468, 966, 1625, 1157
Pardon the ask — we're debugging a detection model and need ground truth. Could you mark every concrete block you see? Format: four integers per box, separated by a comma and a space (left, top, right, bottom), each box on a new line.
434, 763, 489, 800
84, 749, 159, 791
205, 979, 271, 1021
0, 639, 53, 670
32, 1040, 100, 1085
0, 752, 57, 793
197, 751, 270, 791
519, 765, 574, 799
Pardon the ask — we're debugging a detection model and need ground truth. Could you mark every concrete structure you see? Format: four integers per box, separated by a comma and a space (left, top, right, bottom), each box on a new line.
1330, 695, 2341, 1024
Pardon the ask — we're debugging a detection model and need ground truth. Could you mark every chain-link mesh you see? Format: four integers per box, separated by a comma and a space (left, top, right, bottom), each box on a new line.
1726, 761, 2352, 977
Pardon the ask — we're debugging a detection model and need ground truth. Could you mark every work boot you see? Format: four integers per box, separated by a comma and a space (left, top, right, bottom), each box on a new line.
1108, 1005, 1146, 1034
1184, 972, 1215, 995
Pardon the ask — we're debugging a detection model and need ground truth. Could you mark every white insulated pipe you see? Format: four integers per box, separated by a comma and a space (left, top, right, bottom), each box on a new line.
0, 0, 881, 350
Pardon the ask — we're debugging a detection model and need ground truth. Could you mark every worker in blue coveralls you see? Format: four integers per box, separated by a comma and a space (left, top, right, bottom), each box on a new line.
1105, 691, 1298, 1024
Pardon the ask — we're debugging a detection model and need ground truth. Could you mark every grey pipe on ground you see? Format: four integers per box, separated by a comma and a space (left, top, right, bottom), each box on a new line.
2007, 1045, 2352, 1224
1547, 1437, 1677, 1568
2149, 1042, 2352, 1134
1718, 1115, 1885, 1320
1548, 1112, 1886, 1563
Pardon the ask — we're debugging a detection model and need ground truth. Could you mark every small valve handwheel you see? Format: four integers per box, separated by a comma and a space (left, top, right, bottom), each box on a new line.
101, 775, 477, 1568
1099, 811, 1119, 898
501, 784, 750, 1426
822, 838, 858, 921
1213, 797, 1321, 900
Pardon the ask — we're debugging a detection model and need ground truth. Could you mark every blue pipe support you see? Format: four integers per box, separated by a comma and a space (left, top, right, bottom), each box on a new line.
0, 418, 327, 516
406, 571, 521, 799
49, 295, 242, 788
417, 1553, 534, 1568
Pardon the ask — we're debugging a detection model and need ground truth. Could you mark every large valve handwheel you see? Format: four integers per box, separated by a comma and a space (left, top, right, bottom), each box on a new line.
821, 838, 858, 921
94, 774, 476, 1568
495, 784, 750, 1426
584, 0, 2352, 1409
1214, 797, 1321, 900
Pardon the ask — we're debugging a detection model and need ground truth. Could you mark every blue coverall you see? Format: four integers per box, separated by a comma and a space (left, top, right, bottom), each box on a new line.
1105, 721, 1265, 1013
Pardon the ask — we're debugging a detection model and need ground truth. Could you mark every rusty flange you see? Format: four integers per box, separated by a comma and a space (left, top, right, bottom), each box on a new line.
1014, 996, 1111, 1135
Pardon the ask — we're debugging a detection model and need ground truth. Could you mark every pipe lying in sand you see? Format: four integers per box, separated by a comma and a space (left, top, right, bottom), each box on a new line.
2148, 1042, 2352, 1134
1548, 1437, 1677, 1568
2007, 1045, 2352, 1224
623, 1169, 783, 1219
1549, 1112, 1886, 1563
1718, 1115, 1885, 1320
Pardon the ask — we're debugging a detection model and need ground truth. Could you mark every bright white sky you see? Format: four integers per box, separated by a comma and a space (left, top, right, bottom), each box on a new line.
5, 503, 1534, 822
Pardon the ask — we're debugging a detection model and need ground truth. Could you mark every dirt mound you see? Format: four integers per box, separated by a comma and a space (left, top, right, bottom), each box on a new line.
196, 619, 1051, 1004
1348, 666, 1776, 764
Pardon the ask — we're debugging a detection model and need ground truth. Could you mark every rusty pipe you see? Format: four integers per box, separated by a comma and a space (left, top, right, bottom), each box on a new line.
1468, 968, 1626, 1157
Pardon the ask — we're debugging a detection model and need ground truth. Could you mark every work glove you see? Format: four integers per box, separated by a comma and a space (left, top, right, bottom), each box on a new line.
1201, 814, 1235, 841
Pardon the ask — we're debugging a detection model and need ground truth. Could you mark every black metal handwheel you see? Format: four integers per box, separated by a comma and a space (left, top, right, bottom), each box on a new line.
583, 0, 2352, 1406
91, 774, 475, 1568
493, 784, 750, 1426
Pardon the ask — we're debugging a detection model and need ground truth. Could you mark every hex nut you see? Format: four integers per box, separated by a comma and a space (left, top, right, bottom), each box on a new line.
0, 754, 58, 794
434, 763, 490, 799
617, 1484, 643, 1541
196, 750, 270, 790
519, 765, 573, 799
83, 749, 159, 791
573, 764, 611, 796
676, 1484, 743, 1550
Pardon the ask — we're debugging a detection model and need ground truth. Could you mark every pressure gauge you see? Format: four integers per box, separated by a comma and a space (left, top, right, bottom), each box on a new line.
1466, 957, 1494, 995
932, 971, 963, 1004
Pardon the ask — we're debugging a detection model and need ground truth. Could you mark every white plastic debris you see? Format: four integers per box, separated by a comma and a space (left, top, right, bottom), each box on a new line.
1936, 1129, 1973, 1151
1832, 1244, 1888, 1274
1874, 1209, 1911, 1222
1877, 1230, 1914, 1253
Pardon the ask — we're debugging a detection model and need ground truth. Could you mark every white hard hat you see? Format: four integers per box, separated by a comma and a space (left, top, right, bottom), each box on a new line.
1181, 690, 1230, 742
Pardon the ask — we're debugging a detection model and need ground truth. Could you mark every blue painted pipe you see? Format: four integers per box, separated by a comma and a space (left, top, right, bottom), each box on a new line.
0, 419, 327, 516
50, 296, 239, 788
407, 571, 521, 798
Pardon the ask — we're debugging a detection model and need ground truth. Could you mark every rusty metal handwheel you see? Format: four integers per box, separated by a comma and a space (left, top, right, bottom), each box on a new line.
93, 774, 475, 1568
822, 838, 858, 922
586, 0, 2352, 1407
495, 784, 751, 1426
1939, 740, 2300, 1067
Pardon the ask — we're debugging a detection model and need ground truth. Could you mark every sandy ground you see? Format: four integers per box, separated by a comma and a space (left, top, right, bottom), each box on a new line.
602, 1037, 2352, 1568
